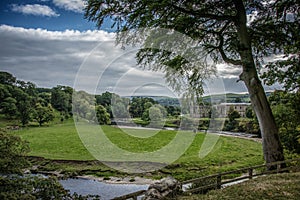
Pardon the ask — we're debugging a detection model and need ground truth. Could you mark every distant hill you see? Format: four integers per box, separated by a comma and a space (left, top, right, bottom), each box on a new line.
202, 92, 273, 104
124, 95, 181, 106
202, 93, 251, 103
125, 91, 274, 106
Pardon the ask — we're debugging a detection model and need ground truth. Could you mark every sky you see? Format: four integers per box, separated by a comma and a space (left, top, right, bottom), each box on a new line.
0, 0, 282, 97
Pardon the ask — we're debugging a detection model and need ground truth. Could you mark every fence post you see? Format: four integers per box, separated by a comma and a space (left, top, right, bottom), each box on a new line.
248, 168, 253, 179
216, 175, 222, 189
277, 163, 281, 173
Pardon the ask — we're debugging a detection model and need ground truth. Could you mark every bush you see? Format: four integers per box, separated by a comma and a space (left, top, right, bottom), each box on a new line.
0, 129, 30, 174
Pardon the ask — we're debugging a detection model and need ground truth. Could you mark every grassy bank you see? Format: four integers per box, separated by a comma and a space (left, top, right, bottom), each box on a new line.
178, 172, 300, 200
14, 119, 263, 180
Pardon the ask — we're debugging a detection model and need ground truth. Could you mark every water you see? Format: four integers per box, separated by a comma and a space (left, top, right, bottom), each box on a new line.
59, 178, 149, 200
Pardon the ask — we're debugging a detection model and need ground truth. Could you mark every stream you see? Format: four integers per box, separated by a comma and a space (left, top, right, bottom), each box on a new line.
59, 178, 149, 200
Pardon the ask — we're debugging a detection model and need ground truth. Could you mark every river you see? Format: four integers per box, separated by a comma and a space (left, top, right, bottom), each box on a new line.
59, 178, 149, 200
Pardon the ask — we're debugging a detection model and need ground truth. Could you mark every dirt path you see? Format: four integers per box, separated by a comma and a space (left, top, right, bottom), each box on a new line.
215, 132, 262, 142
116, 125, 262, 142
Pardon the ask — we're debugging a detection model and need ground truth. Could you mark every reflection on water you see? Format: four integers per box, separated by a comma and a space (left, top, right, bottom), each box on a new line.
59, 178, 149, 200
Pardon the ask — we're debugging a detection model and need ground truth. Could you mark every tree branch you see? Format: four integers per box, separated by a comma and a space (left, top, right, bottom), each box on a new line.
218, 35, 242, 65
171, 4, 235, 21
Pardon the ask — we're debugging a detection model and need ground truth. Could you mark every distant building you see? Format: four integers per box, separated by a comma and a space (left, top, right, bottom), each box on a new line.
189, 102, 251, 118
214, 103, 251, 118
190, 105, 210, 118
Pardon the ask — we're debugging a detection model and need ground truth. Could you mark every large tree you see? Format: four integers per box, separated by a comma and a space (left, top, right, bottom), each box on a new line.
51, 85, 73, 117
85, 0, 299, 164
32, 103, 55, 126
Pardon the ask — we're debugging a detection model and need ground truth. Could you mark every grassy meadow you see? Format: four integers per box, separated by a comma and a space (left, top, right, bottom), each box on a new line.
12, 119, 264, 180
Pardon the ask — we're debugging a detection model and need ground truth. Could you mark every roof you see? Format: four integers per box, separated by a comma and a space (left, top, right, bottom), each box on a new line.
219, 103, 251, 106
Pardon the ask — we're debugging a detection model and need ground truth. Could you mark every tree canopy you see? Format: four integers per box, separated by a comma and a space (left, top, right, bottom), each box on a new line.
84, 0, 299, 164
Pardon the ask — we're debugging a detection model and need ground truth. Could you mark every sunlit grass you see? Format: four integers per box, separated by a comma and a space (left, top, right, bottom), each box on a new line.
15, 120, 264, 179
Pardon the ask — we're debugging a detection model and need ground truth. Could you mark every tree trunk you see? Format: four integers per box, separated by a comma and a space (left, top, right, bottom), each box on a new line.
233, 0, 285, 166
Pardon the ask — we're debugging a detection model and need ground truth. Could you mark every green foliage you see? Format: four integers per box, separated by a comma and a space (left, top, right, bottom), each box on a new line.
0, 97, 18, 118
0, 176, 67, 199
38, 92, 52, 106
95, 91, 112, 107
224, 106, 241, 131
32, 103, 55, 126
165, 105, 181, 117
17, 98, 33, 126
16, 80, 37, 97
0, 71, 16, 85
234, 97, 242, 103
0, 84, 11, 105
0, 129, 30, 174
95, 91, 131, 119
269, 91, 300, 153
237, 120, 260, 135
0, 86, 31, 125
72, 90, 96, 122
111, 94, 130, 118
245, 106, 254, 119
262, 57, 300, 92
129, 97, 157, 118
51, 85, 73, 116
0, 72, 37, 125
96, 105, 111, 125
259, 1, 299, 92
228, 106, 241, 122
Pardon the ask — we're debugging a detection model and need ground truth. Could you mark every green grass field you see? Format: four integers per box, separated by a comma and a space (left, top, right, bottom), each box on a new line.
14, 119, 264, 179
16, 120, 94, 160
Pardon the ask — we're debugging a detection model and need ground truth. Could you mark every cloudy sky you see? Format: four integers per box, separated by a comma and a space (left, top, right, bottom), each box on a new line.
0, 0, 281, 97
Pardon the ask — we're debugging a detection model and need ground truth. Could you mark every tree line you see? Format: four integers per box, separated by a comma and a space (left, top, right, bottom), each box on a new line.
0, 71, 181, 126
1, 71, 299, 153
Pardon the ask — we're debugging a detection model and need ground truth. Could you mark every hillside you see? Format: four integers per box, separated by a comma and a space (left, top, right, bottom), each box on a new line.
125, 92, 275, 106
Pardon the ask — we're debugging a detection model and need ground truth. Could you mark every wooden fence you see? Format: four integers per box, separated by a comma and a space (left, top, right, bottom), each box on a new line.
181, 158, 300, 194
112, 189, 147, 200
112, 158, 300, 200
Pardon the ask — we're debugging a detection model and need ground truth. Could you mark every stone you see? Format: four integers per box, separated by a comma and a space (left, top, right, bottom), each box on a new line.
143, 176, 181, 200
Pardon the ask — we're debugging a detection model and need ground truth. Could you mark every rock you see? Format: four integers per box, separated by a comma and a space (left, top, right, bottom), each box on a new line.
144, 188, 163, 200
143, 177, 181, 200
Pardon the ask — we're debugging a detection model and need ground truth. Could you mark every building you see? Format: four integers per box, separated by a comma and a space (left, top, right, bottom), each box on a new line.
190, 102, 251, 118
214, 103, 251, 118
190, 105, 210, 118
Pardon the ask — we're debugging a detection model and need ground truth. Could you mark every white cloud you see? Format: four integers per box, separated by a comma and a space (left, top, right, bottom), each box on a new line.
11, 4, 59, 17
247, 10, 258, 26
0, 25, 270, 96
0, 25, 114, 41
53, 0, 85, 13
0, 25, 170, 96
216, 63, 242, 79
